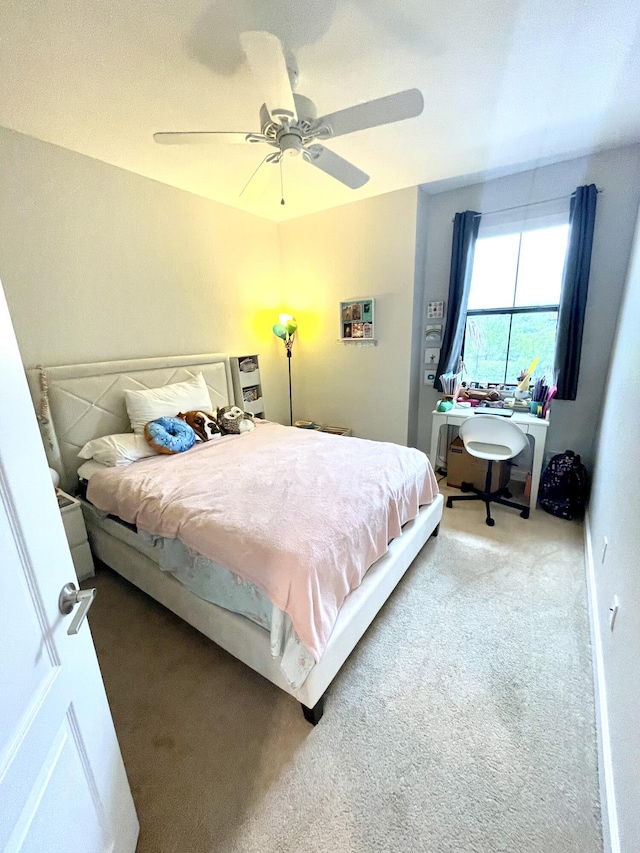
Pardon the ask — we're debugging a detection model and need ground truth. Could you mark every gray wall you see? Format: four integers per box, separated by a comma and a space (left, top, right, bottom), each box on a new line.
0, 126, 289, 423
413, 145, 640, 474
588, 203, 640, 853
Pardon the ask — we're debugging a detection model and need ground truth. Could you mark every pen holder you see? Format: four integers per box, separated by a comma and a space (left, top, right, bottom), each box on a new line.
529, 400, 542, 415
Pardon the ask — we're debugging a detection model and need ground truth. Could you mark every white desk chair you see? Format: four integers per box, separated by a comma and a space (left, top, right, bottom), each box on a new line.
446, 414, 530, 526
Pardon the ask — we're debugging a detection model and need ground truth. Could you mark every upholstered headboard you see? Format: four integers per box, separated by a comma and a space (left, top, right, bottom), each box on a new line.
26, 353, 235, 493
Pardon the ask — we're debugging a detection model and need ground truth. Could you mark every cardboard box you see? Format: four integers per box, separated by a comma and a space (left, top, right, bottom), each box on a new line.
447, 436, 510, 492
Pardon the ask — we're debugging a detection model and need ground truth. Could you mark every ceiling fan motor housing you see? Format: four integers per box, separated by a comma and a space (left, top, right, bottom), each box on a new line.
261, 93, 319, 145
278, 130, 303, 156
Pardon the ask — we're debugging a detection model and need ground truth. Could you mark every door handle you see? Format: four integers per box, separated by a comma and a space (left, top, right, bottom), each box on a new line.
58, 582, 96, 635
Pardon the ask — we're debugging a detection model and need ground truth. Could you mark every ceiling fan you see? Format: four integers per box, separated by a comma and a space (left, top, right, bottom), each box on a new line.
153, 31, 424, 202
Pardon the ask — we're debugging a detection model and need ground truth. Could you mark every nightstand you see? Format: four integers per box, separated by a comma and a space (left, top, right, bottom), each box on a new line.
57, 490, 95, 582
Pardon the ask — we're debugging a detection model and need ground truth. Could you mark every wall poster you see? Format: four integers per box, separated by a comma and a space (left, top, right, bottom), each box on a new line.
340, 298, 375, 341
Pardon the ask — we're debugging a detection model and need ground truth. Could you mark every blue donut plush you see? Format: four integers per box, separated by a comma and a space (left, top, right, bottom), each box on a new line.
144, 416, 196, 455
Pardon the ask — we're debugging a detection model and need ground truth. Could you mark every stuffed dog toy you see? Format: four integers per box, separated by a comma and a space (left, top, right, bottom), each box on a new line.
215, 405, 255, 435
177, 410, 221, 442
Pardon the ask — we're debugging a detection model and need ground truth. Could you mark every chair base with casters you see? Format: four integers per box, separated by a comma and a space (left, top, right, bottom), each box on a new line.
446, 460, 530, 526
445, 413, 531, 527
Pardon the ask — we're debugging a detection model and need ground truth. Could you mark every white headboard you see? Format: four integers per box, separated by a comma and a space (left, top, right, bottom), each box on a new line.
26, 353, 235, 493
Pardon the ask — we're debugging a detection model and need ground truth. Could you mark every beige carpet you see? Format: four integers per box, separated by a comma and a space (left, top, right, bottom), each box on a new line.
86, 490, 602, 853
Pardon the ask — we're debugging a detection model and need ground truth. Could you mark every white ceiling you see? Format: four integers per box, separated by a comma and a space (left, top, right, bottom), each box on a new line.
1, 0, 639, 222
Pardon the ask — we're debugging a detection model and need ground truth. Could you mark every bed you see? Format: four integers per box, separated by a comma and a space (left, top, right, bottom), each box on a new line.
27, 353, 443, 723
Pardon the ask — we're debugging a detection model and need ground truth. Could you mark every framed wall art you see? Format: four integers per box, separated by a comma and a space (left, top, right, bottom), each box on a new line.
424, 347, 439, 367
425, 324, 442, 345
427, 301, 444, 319
340, 298, 375, 342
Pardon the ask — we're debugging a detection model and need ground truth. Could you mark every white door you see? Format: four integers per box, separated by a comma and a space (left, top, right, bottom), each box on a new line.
0, 282, 139, 853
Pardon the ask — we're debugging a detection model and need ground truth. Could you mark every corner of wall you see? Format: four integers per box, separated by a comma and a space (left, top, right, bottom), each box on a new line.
407, 188, 430, 447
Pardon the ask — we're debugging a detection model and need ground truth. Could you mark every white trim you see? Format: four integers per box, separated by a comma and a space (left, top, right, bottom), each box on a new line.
584, 511, 620, 853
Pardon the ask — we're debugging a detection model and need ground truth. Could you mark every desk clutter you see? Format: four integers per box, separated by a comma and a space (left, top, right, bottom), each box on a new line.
437, 364, 555, 420
437, 385, 537, 416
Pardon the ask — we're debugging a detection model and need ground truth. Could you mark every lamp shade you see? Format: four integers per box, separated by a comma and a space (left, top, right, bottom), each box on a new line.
272, 323, 287, 339
285, 319, 298, 335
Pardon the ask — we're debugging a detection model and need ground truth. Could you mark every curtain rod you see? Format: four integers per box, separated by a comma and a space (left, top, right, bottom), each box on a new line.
450, 187, 603, 222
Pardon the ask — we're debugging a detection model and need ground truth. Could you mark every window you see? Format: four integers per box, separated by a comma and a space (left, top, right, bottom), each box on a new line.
464, 220, 569, 386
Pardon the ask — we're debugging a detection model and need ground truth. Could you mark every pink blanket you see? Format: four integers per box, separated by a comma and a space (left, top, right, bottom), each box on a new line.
87, 422, 438, 660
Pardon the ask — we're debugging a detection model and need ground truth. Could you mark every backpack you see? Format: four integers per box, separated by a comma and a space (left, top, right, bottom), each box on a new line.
539, 451, 587, 520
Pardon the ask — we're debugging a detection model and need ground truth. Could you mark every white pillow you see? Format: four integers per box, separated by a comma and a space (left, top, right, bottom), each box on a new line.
77, 459, 109, 481
78, 433, 156, 466
124, 373, 213, 435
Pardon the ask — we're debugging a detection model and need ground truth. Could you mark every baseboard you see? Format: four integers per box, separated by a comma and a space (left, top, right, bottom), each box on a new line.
584, 511, 620, 853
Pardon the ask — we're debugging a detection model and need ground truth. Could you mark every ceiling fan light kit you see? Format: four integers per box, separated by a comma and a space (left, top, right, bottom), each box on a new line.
154, 31, 424, 202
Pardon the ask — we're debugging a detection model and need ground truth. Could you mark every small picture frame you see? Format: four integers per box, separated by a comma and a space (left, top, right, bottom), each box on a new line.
424, 347, 439, 366
425, 324, 442, 345
340, 298, 375, 342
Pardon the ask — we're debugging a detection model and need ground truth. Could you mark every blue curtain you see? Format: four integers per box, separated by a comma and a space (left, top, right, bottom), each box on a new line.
555, 184, 598, 400
434, 211, 480, 391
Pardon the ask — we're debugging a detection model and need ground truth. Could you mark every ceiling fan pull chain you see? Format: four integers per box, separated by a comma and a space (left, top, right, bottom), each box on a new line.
280, 158, 285, 205
239, 154, 270, 198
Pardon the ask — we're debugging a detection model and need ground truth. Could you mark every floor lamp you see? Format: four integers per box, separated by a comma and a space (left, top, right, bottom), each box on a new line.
272, 314, 297, 426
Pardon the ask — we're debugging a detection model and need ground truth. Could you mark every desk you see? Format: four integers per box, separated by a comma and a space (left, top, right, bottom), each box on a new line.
430, 406, 550, 509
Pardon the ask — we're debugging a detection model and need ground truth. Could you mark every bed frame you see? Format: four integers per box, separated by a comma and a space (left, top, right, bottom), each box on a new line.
27, 353, 443, 723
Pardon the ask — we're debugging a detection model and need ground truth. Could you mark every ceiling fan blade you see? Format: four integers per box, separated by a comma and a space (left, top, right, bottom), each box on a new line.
303, 145, 369, 189
317, 88, 424, 139
154, 131, 265, 145
239, 31, 297, 123
240, 153, 280, 199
